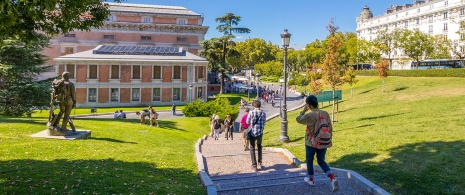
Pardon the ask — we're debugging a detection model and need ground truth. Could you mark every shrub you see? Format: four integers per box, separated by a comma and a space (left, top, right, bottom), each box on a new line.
182, 97, 239, 121
356, 69, 465, 77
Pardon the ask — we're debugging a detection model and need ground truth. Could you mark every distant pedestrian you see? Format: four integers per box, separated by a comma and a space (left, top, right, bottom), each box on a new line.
239, 108, 250, 151
136, 109, 150, 124
210, 114, 217, 138
296, 95, 339, 192
148, 106, 159, 127
224, 115, 234, 140
119, 110, 126, 118
212, 115, 221, 140
246, 100, 266, 171
172, 103, 176, 116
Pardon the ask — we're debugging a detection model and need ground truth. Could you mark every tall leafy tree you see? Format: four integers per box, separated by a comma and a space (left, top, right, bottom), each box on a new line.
430, 35, 452, 59
374, 29, 401, 69
0, 0, 122, 43
213, 13, 250, 94
235, 38, 278, 70
343, 66, 358, 97
0, 36, 52, 116
321, 19, 345, 123
397, 29, 434, 69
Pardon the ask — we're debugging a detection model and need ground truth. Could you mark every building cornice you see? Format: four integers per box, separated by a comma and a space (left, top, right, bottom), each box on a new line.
95, 22, 209, 34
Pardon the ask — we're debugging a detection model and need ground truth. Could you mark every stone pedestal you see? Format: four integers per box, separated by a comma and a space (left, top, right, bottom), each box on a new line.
31, 130, 91, 140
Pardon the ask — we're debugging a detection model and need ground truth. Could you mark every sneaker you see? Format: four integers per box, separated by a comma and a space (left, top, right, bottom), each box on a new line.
331, 179, 339, 192
258, 163, 263, 170
304, 177, 315, 186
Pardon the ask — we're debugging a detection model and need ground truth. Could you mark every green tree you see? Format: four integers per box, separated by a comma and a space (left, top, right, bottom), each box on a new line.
303, 39, 325, 66
0, 36, 52, 116
235, 38, 278, 70
321, 19, 345, 123
343, 66, 358, 97
214, 13, 250, 94
377, 60, 389, 93
374, 29, 401, 69
254, 61, 283, 79
307, 63, 323, 96
0, 0, 122, 43
397, 29, 434, 69
430, 35, 452, 59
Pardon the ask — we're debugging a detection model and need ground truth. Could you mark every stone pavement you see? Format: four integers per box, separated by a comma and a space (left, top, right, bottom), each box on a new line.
196, 83, 390, 195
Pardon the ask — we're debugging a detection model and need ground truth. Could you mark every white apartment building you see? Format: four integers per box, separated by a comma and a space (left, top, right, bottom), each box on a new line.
356, 0, 465, 69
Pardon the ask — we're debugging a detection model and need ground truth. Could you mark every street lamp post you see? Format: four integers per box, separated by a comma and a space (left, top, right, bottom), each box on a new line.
255, 73, 261, 99
189, 85, 193, 102
302, 74, 307, 96
279, 29, 291, 143
279, 84, 282, 118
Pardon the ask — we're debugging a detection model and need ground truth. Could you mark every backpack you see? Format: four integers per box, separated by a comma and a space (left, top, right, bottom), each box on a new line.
52, 79, 66, 102
214, 121, 221, 129
307, 111, 332, 149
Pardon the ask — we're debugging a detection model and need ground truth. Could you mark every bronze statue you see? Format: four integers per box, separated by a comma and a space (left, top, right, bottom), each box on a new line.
47, 72, 76, 136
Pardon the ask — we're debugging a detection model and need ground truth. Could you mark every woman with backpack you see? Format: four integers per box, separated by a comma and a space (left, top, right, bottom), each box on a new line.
212, 115, 221, 140
296, 95, 339, 192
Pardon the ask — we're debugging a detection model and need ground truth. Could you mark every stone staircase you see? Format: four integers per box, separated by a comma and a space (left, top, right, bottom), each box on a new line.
198, 132, 376, 195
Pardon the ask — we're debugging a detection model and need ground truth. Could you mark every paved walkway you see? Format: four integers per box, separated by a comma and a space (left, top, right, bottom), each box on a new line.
199, 84, 379, 194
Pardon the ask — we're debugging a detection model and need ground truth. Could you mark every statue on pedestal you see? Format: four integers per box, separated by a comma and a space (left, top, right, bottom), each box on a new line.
47, 72, 76, 136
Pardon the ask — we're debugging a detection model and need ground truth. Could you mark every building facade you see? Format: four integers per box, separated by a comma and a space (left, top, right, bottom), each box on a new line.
54, 45, 208, 107
43, 2, 208, 67
356, 0, 465, 69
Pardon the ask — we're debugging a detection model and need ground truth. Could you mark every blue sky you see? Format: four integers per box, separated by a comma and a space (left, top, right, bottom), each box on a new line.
125, 0, 413, 49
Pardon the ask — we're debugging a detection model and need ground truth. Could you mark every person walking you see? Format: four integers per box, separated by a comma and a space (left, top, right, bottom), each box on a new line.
172, 103, 176, 116
209, 114, 217, 138
246, 100, 266, 171
239, 108, 250, 151
212, 115, 221, 140
296, 95, 339, 192
224, 115, 234, 140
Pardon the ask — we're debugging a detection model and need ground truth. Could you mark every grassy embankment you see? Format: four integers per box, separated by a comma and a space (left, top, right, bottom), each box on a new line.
263, 76, 465, 194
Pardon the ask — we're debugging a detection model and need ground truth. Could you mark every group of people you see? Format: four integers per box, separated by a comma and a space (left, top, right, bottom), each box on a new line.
113, 110, 126, 119
233, 95, 339, 192
136, 106, 159, 127
209, 114, 234, 140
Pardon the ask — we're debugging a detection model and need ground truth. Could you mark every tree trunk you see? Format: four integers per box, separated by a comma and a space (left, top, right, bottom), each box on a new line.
350, 86, 353, 97
220, 71, 225, 94
382, 78, 385, 93
332, 89, 336, 124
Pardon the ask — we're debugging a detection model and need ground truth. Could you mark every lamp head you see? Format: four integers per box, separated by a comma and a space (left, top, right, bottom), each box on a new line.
280, 29, 291, 47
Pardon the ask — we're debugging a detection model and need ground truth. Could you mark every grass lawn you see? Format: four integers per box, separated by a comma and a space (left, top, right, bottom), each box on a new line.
0, 116, 209, 194
32, 105, 185, 118
262, 76, 465, 194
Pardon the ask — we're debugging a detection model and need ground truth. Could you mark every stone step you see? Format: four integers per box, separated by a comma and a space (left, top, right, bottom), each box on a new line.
217, 177, 368, 195
213, 171, 331, 192
211, 167, 306, 181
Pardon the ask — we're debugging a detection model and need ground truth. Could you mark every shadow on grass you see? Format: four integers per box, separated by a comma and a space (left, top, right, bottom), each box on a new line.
73, 118, 185, 131
89, 137, 137, 144
358, 113, 405, 121
359, 88, 376, 94
338, 123, 375, 131
393, 86, 409, 91
0, 118, 47, 125
332, 141, 465, 194
0, 159, 203, 194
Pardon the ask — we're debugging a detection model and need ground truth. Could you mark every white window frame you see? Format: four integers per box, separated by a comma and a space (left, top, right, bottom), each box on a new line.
131, 88, 141, 102
172, 87, 181, 102
141, 16, 152, 23
64, 63, 76, 79
88, 88, 98, 103
177, 18, 187, 25
110, 88, 119, 102
152, 88, 162, 102
87, 64, 99, 79
172, 65, 182, 80
107, 15, 116, 22
153, 65, 162, 79
110, 65, 121, 79
131, 65, 142, 79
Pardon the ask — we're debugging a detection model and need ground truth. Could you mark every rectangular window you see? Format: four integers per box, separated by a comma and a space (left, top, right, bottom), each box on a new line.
132, 88, 140, 101
198, 66, 204, 79
429, 25, 433, 34
64, 34, 75, 38
103, 35, 114, 39
152, 88, 161, 101
107, 15, 114, 22
65, 64, 75, 79
445, 1, 448, 6
141, 36, 151, 40
404, 21, 408, 27
429, 15, 433, 23
173, 88, 181, 101
142, 16, 152, 23
461, 8, 465, 16
416, 18, 420, 25
111, 65, 119, 79
153, 65, 161, 79
444, 34, 448, 40
444, 12, 448, 19
178, 19, 187, 25
89, 65, 97, 79
110, 88, 119, 102
173, 66, 181, 79
444, 23, 448, 31
417, 8, 420, 13
176, 37, 187, 42
63, 47, 74, 55
88, 88, 97, 102
132, 65, 141, 79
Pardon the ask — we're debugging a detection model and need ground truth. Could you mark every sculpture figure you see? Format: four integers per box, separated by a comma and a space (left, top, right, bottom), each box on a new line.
47, 72, 76, 136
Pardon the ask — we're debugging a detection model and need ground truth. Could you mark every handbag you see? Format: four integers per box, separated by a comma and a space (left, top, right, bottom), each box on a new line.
245, 111, 263, 140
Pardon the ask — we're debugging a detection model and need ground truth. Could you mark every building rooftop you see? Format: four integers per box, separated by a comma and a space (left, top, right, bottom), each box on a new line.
107, 2, 201, 16
55, 45, 207, 63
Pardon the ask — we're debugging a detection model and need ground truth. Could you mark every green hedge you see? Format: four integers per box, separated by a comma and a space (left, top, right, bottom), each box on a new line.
182, 98, 239, 121
355, 69, 465, 77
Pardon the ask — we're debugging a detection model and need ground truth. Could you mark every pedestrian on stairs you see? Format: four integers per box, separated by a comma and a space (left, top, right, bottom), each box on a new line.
296, 95, 339, 192
239, 108, 250, 151
246, 100, 266, 172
